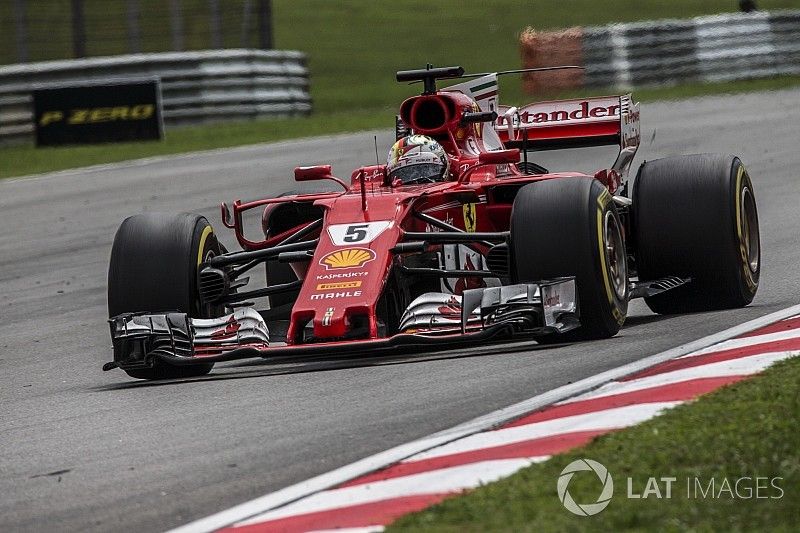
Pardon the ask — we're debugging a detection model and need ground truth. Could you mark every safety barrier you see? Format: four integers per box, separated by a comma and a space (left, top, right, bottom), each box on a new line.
0, 49, 310, 144
521, 10, 800, 93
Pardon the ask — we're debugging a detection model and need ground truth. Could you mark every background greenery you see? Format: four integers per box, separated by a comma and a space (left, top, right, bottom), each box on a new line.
272, 0, 800, 112
3, 1, 799, 110
3, 75, 799, 180
2, 0, 800, 178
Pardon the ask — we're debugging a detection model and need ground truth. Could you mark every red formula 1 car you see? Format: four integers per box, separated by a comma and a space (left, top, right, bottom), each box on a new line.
105, 65, 760, 380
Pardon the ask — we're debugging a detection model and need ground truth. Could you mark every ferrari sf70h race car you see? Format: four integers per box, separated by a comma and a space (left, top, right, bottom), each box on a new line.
104, 65, 760, 380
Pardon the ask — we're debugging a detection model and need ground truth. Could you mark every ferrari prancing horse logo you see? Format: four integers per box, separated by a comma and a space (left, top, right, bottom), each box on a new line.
462, 203, 477, 233
322, 307, 334, 327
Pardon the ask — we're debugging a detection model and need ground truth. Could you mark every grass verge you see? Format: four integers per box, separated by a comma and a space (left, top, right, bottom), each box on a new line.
0, 108, 395, 179
4, 1, 797, 103
3, 75, 800, 180
274, 0, 800, 114
388, 355, 800, 532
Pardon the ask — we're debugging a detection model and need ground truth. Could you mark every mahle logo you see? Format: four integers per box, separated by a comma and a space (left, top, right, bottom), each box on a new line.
557, 459, 614, 516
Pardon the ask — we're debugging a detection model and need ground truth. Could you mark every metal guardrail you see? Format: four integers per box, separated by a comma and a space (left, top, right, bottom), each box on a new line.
582, 10, 800, 89
0, 49, 310, 144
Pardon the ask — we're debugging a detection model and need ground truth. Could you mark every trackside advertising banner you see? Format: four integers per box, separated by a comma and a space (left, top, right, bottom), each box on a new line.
33, 79, 163, 146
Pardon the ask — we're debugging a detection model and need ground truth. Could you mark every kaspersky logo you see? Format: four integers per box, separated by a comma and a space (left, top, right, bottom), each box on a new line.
319, 248, 376, 270
557, 459, 614, 516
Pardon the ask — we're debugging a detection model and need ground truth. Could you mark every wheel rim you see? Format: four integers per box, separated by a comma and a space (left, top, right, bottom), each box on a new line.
603, 210, 627, 300
740, 186, 760, 274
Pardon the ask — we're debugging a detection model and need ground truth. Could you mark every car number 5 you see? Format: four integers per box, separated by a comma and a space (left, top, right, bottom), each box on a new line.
328, 220, 391, 246
344, 224, 369, 243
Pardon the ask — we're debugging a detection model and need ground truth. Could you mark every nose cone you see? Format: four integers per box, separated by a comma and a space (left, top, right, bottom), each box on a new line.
309, 267, 372, 339
287, 193, 406, 343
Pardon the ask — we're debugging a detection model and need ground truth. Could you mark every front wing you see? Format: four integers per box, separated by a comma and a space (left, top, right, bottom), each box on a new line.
104, 278, 578, 372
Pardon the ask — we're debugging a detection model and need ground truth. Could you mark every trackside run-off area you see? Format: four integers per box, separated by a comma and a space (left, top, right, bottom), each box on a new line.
394, 314, 800, 531
171, 309, 800, 532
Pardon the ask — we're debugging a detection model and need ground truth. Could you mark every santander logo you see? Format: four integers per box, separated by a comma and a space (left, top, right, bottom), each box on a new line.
519, 100, 621, 125
520, 101, 619, 124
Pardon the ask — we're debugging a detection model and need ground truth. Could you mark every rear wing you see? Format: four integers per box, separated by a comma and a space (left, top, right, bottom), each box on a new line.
495, 94, 640, 176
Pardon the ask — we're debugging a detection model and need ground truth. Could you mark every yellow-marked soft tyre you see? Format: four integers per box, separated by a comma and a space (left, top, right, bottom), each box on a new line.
108, 213, 222, 379
633, 154, 759, 314
511, 178, 628, 339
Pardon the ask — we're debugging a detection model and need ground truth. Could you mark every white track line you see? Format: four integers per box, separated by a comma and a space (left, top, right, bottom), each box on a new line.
168, 303, 800, 533
679, 326, 800, 358
237, 459, 534, 526
561, 351, 797, 404
406, 402, 677, 462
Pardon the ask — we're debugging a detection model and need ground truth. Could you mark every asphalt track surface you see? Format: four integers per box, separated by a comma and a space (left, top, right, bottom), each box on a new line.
2, 88, 799, 532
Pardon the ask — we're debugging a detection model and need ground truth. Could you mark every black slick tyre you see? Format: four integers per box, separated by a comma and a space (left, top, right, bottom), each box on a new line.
511, 178, 628, 339
108, 213, 222, 379
633, 154, 759, 314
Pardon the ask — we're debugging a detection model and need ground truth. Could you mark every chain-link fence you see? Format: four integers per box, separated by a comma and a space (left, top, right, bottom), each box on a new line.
0, 0, 273, 65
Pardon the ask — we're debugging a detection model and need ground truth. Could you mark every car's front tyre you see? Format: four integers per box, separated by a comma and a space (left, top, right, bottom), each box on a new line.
511, 178, 628, 339
108, 213, 222, 379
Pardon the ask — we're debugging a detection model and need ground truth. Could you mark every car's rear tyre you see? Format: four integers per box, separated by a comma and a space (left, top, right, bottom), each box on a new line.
511, 178, 628, 339
262, 191, 324, 310
108, 213, 222, 379
633, 154, 759, 314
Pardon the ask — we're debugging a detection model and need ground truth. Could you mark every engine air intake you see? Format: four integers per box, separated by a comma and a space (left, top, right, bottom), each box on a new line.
400, 95, 456, 134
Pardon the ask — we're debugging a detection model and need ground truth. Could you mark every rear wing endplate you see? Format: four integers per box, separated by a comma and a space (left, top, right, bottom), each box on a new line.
495, 94, 640, 176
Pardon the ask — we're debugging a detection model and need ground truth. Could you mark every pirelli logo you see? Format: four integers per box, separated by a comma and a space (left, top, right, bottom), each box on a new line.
38, 105, 155, 126
33, 80, 163, 146
316, 281, 362, 291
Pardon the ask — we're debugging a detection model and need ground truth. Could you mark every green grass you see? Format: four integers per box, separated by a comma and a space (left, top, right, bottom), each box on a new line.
3, 0, 800, 178
3, 74, 800, 180
273, 0, 800, 113
388, 355, 800, 532
6, 2, 799, 68
0, 108, 394, 178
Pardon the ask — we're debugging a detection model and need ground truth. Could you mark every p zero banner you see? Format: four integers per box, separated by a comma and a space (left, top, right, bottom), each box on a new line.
32, 79, 163, 146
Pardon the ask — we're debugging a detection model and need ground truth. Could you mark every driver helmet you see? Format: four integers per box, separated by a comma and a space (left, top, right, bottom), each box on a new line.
387, 135, 449, 185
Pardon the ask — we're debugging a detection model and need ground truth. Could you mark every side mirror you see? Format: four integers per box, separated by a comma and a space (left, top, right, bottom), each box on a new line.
294, 164, 348, 190
220, 202, 234, 228
294, 165, 332, 181
479, 149, 520, 165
